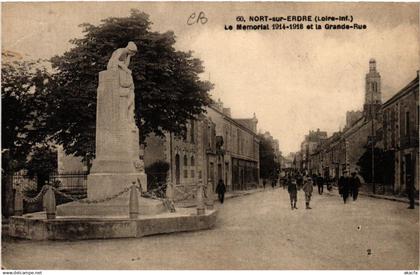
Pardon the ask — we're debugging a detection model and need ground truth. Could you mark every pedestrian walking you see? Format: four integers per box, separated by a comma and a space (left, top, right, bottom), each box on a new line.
326, 175, 333, 191
215, 179, 226, 204
271, 178, 276, 189
288, 179, 298, 210
263, 179, 266, 189
317, 174, 324, 195
312, 174, 318, 186
297, 173, 303, 190
350, 172, 361, 201
406, 174, 415, 209
302, 178, 313, 209
338, 171, 350, 203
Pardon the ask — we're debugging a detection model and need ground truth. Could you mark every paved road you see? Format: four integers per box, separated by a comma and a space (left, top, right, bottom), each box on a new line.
2, 188, 419, 269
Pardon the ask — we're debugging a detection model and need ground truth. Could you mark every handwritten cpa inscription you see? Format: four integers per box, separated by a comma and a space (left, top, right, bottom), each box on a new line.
187, 11, 208, 25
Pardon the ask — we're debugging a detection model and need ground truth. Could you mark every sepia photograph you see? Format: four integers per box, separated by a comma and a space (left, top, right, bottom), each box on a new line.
1, 1, 419, 271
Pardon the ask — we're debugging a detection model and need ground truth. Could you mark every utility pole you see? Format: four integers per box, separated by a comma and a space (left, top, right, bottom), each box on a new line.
371, 86, 375, 194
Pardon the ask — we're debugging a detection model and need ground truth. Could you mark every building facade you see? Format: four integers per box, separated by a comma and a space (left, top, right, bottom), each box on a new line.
144, 99, 260, 200
382, 72, 419, 193
205, 100, 260, 192
301, 129, 328, 174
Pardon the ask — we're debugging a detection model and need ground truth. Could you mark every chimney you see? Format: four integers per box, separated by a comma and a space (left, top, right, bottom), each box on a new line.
217, 98, 223, 111
223, 108, 231, 117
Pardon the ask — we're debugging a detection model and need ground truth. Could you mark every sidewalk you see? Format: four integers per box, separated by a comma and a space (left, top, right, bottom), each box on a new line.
174, 187, 266, 208
359, 191, 419, 205
332, 186, 419, 206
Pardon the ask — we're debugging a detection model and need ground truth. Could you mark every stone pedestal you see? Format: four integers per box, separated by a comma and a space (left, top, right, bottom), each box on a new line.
87, 69, 147, 200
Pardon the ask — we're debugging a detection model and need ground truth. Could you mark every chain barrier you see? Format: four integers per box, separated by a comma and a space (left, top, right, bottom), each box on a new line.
21, 179, 178, 211
172, 185, 198, 202
135, 183, 176, 212
52, 186, 131, 204
18, 179, 199, 214
21, 185, 49, 204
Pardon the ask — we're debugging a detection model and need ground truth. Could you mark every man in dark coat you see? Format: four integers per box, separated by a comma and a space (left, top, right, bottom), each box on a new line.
406, 174, 415, 209
350, 172, 361, 201
317, 174, 324, 195
338, 171, 350, 203
326, 175, 332, 191
297, 173, 303, 190
288, 179, 298, 210
312, 174, 318, 186
216, 179, 226, 204
303, 178, 314, 209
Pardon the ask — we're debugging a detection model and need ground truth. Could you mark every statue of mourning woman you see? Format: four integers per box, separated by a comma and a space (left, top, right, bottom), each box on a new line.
106, 41, 138, 129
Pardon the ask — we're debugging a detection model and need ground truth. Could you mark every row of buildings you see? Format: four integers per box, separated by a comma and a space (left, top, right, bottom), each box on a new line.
144, 99, 260, 197
59, 99, 261, 200
293, 59, 419, 194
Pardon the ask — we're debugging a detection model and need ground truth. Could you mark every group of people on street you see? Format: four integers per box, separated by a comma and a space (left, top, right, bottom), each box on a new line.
284, 170, 363, 210
215, 169, 415, 210
338, 171, 361, 203
286, 174, 314, 210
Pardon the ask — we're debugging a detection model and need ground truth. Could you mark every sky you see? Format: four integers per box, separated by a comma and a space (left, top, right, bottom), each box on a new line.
2, 2, 419, 154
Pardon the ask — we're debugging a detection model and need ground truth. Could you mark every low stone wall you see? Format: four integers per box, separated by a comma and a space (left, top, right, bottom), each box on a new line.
9, 209, 217, 241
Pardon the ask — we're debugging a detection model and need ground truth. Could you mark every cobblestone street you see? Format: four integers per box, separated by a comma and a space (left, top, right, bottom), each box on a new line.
2, 188, 418, 270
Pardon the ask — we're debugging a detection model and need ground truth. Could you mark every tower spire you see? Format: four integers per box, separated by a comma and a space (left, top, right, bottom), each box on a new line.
364, 58, 381, 120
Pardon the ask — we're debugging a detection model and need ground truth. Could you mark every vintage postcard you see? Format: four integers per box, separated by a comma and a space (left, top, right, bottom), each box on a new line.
1, 1, 419, 271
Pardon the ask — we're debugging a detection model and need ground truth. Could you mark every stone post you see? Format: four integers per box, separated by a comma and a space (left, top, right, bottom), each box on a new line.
129, 183, 139, 219
166, 182, 174, 201
43, 185, 56, 220
14, 189, 23, 216
205, 178, 214, 210
196, 180, 205, 215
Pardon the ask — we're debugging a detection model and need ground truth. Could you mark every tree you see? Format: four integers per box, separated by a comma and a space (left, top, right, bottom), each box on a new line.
2, 60, 52, 170
48, 9, 213, 164
145, 161, 169, 194
1, 58, 52, 216
258, 134, 280, 180
24, 145, 58, 191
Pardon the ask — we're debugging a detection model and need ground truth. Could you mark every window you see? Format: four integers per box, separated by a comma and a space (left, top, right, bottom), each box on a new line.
191, 156, 195, 166
175, 154, 180, 185
184, 155, 188, 166
225, 130, 229, 150
405, 111, 410, 136
184, 170, 188, 179
190, 120, 195, 143
237, 129, 240, 153
191, 170, 195, 178
208, 124, 212, 148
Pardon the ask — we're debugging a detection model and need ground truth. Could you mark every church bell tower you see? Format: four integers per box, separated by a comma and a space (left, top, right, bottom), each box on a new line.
363, 58, 382, 119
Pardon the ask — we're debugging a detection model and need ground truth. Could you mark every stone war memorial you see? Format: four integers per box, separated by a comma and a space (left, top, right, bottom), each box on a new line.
9, 42, 217, 240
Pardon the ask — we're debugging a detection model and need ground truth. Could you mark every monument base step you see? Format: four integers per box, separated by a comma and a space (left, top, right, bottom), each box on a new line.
57, 197, 166, 216
8, 209, 217, 240
87, 173, 147, 200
